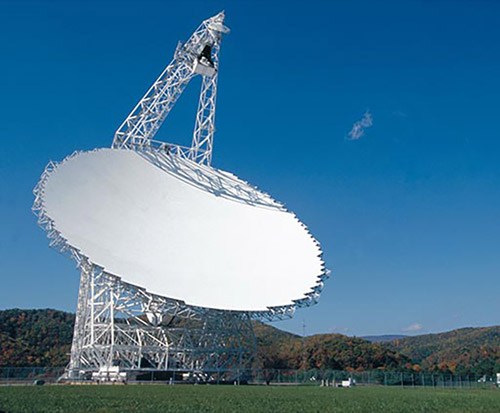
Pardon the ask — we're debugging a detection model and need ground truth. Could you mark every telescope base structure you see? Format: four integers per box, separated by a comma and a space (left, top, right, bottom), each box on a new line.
64, 264, 257, 382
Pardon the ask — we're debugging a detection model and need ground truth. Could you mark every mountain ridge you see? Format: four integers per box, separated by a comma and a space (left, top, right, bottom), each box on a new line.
362, 334, 407, 343
1, 309, 499, 374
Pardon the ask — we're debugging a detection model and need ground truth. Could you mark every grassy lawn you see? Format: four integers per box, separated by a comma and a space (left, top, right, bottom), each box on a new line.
1, 385, 500, 412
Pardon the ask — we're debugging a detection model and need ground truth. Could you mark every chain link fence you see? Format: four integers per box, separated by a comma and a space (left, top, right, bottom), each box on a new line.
0, 367, 497, 388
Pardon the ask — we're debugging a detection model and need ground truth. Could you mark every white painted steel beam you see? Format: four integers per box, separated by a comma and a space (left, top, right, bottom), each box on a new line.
112, 11, 229, 167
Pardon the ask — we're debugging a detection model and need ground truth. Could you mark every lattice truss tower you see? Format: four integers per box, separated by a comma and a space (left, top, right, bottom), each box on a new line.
32, 11, 330, 382
71, 12, 251, 379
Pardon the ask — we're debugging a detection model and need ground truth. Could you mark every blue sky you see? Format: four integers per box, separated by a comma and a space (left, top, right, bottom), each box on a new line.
1, 0, 499, 337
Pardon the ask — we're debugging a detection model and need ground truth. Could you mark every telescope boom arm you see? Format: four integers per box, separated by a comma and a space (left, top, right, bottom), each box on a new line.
112, 11, 229, 155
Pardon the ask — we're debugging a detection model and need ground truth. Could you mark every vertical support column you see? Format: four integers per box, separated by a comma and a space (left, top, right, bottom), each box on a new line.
190, 42, 220, 165
108, 281, 115, 368
67, 263, 91, 379
90, 267, 95, 347
65, 268, 258, 381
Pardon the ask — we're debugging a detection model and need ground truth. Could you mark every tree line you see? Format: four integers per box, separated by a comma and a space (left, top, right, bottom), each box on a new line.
2, 309, 500, 375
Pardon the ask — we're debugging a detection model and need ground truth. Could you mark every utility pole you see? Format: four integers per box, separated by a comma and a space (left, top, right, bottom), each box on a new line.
302, 319, 306, 376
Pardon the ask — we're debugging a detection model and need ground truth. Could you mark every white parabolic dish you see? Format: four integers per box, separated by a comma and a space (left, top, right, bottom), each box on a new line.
40, 148, 325, 312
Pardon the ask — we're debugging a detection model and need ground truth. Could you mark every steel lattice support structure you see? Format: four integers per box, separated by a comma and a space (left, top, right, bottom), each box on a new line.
66, 263, 257, 381
190, 45, 220, 165
33, 12, 331, 382
112, 11, 228, 167
33, 149, 330, 383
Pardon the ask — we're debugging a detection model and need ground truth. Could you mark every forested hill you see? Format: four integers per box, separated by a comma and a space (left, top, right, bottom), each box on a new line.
0, 309, 407, 371
386, 327, 500, 375
256, 329, 410, 371
1, 309, 500, 375
0, 309, 74, 367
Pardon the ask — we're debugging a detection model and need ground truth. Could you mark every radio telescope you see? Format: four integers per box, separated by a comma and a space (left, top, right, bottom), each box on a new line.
33, 12, 329, 382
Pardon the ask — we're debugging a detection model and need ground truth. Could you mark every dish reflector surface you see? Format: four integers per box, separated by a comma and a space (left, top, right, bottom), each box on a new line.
42, 149, 324, 311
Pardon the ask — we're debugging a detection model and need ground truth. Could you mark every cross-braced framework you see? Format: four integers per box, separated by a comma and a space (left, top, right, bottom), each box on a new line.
33, 149, 329, 382
191, 53, 219, 165
66, 263, 257, 381
33, 11, 331, 382
112, 11, 228, 166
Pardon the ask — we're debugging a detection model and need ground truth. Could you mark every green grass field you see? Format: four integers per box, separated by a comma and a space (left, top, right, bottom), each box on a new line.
1, 385, 500, 413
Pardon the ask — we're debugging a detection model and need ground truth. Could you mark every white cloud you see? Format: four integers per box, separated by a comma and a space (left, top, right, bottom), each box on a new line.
346, 110, 373, 141
402, 323, 422, 332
